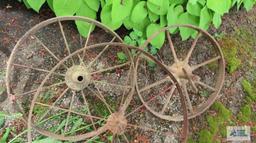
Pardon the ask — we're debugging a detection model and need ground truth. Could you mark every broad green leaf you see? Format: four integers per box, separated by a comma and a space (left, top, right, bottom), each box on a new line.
75, 1, 96, 38
169, 0, 186, 5
160, 15, 167, 27
27, 0, 45, 12
111, 0, 133, 23
32, 137, 62, 143
53, 0, 82, 16
23, 0, 31, 8
178, 12, 199, 40
147, 0, 169, 15
190, 0, 198, 4
84, 0, 100, 11
148, 10, 159, 22
167, 4, 184, 33
101, 4, 122, 30
100, 0, 106, 7
131, 1, 148, 23
117, 52, 128, 62
213, 13, 222, 28
146, 24, 165, 49
199, 7, 212, 30
187, 1, 203, 16
243, 0, 255, 11
148, 0, 162, 6
123, 17, 133, 30
198, 0, 206, 6
132, 17, 150, 33
206, 0, 231, 15
47, 0, 54, 11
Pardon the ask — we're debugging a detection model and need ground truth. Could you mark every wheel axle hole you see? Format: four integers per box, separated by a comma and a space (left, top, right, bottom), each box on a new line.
77, 76, 84, 82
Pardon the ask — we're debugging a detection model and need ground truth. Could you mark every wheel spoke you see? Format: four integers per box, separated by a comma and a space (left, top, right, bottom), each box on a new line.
126, 123, 159, 133
139, 77, 169, 92
184, 32, 201, 62
192, 56, 221, 71
122, 133, 129, 143
166, 31, 179, 62
87, 87, 113, 113
91, 62, 130, 75
120, 64, 132, 107
58, 20, 74, 64
64, 90, 76, 134
81, 23, 93, 60
160, 86, 176, 114
195, 81, 216, 91
38, 87, 69, 122
92, 80, 131, 89
182, 68, 198, 93
126, 84, 173, 117
182, 82, 194, 113
12, 63, 65, 77
35, 102, 105, 120
15, 81, 65, 97
81, 90, 96, 130
88, 37, 116, 68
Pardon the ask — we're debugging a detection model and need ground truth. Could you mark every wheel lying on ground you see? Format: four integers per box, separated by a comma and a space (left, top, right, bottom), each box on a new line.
136, 25, 225, 121
6, 17, 189, 142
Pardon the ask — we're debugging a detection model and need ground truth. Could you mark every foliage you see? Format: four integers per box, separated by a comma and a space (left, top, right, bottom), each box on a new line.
219, 37, 242, 73
20, 0, 256, 49
241, 79, 256, 102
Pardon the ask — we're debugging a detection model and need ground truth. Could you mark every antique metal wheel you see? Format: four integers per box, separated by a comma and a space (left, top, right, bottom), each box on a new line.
136, 25, 225, 121
6, 17, 188, 142
26, 43, 188, 143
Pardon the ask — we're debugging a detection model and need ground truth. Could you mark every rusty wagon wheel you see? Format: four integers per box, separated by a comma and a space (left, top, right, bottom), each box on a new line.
27, 43, 188, 143
6, 16, 188, 143
136, 25, 225, 121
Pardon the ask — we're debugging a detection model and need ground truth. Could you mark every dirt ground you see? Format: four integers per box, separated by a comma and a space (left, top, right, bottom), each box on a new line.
0, 0, 256, 143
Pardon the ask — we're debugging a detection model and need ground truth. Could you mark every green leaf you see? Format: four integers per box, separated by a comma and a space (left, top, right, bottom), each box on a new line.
206, 0, 231, 15
131, 1, 148, 23
47, 0, 54, 11
199, 7, 212, 30
212, 13, 222, 28
32, 137, 62, 143
27, 0, 46, 12
147, 0, 169, 15
84, 0, 100, 11
167, 4, 184, 33
132, 17, 150, 33
123, 16, 133, 30
148, 0, 161, 6
146, 24, 165, 49
187, 1, 203, 16
117, 52, 128, 62
148, 10, 159, 22
75, 1, 96, 38
198, 0, 206, 6
0, 128, 10, 143
169, 0, 186, 5
160, 15, 167, 27
112, 0, 133, 23
70, 118, 83, 134
243, 0, 255, 11
101, 4, 122, 30
190, 0, 198, 4
178, 12, 199, 40
53, 0, 82, 16
23, 0, 31, 8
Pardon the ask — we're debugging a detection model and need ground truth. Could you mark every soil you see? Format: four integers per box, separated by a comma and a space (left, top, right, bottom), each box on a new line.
0, 0, 256, 142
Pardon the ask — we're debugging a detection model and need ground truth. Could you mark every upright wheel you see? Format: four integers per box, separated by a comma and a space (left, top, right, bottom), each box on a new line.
136, 25, 225, 121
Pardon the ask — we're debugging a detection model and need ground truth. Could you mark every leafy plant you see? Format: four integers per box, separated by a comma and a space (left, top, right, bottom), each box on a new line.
19, 0, 256, 49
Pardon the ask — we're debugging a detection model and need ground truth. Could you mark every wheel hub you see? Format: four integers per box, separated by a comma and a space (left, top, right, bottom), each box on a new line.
169, 61, 193, 81
65, 65, 91, 91
106, 112, 127, 135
